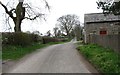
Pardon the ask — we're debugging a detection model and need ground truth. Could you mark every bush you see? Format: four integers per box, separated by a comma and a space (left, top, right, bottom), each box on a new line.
60, 38, 69, 42
42, 37, 60, 44
2, 32, 32, 46
2, 32, 41, 46
30, 33, 42, 43
15, 33, 32, 46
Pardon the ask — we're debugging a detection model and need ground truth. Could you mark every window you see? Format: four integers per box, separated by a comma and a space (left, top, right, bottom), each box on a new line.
100, 30, 107, 35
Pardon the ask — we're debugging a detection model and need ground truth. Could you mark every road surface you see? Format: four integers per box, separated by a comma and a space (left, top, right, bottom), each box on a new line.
3, 41, 98, 73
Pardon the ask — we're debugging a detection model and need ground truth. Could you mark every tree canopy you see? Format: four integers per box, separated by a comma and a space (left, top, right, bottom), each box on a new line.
97, 0, 120, 15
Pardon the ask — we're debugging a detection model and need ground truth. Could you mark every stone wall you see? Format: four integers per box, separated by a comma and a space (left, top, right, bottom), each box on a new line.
90, 34, 120, 53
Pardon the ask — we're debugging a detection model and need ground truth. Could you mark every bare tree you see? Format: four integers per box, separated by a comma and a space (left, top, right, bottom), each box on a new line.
69, 29, 75, 38
46, 30, 51, 37
57, 14, 80, 38
56, 30, 62, 38
0, 0, 50, 32
53, 27, 58, 37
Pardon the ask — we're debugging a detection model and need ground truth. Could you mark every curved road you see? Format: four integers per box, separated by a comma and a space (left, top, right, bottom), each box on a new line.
4, 41, 98, 73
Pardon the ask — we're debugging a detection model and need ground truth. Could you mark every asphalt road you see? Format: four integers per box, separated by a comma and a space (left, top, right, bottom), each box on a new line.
4, 40, 98, 73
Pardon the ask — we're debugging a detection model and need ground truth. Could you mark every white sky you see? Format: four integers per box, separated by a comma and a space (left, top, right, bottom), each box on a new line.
0, 0, 102, 34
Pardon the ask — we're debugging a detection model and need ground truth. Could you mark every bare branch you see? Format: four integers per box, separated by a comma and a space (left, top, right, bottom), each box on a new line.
0, 2, 9, 14
43, 0, 50, 10
0, 1, 15, 19
26, 9, 31, 17
9, 8, 16, 13
4, 15, 12, 32
7, 17, 12, 31
24, 13, 45, 20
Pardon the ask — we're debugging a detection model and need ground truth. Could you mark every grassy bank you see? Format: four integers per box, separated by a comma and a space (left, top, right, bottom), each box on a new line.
2, 42, 66, 60
77, 44, 120, 74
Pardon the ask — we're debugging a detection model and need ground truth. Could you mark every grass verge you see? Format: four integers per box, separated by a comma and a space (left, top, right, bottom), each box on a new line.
2, 41, 66, 60
77, 44, 120, 74
0, 51, 1, 59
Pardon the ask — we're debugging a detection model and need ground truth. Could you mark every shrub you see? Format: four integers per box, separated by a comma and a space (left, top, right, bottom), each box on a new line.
60, 38, 69, 42
42, 37, 60, 44
30, 33, 42, 43
9, 32, 31, 46
16, 33, 31, 46
2, 32, 41, 46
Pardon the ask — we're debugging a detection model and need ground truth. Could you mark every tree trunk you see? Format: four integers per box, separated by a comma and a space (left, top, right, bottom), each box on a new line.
13, 2, 24, 32
13, 18, 22, 32
66, 30, 70, 38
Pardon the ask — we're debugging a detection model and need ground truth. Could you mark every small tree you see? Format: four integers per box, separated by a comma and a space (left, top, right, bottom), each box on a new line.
0, 0, 50, 32
69, 29, 75, 38
46, 30, 51, 37
53, 27, 58, 37
56, 30, 62, 38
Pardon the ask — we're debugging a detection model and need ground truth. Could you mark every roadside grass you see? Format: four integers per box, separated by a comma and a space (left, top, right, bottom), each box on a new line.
2, 41, 67, 60
77, 44, 120, 74
0, 51, 1, 59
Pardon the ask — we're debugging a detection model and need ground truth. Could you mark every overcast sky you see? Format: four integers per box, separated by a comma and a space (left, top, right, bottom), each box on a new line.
0, 0, 102, 34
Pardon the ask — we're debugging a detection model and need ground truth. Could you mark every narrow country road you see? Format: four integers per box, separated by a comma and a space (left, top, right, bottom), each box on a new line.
4, 40, 98, 73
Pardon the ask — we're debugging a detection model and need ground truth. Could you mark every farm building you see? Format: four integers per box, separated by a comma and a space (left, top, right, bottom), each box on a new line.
84, 13, 120, 53
84, 13, 120, 43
